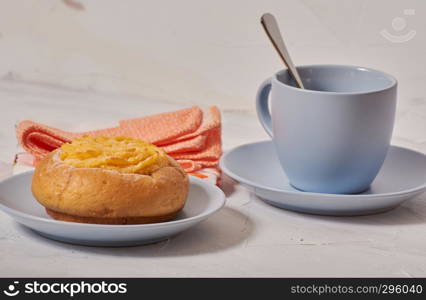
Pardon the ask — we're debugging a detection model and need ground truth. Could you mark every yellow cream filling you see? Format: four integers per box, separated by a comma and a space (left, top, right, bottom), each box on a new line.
60, 136, 169, 175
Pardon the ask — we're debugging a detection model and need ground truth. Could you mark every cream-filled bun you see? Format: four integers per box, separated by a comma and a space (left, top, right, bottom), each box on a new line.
31, 136, 189, 224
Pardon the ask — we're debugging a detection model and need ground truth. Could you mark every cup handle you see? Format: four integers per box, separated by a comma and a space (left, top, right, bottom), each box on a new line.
256, 78, 273, 137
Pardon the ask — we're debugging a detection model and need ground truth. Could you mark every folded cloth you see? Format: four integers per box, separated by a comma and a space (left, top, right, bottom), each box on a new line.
15, 106, 222, 183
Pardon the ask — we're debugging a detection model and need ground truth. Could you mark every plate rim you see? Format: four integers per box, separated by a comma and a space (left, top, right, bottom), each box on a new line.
220, 141, 426, 199
0, 170, 226, 229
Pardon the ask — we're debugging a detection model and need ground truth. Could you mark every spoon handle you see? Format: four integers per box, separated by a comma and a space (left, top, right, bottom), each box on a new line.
261, 13, 305, 89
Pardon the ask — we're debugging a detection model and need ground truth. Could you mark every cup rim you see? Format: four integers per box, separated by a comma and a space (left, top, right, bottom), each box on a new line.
273, 64, 397, 96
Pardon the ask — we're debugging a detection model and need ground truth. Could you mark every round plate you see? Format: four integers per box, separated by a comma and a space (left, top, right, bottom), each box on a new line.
220, 141, 426, 216
0, 171, 225, 246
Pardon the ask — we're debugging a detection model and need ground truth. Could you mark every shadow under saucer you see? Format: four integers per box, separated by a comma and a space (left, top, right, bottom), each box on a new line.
252, 192, 426, 226
14, 206, 253, 256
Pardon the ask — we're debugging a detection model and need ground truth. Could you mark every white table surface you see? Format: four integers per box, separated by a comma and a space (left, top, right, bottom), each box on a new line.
0, 80, 426, 277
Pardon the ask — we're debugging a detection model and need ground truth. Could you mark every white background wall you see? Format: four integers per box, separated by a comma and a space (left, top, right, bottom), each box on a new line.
0, 0, 424, 110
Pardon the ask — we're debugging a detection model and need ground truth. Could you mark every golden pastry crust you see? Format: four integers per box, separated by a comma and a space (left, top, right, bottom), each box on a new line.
45, 208, 180, 225
32, 149, 189, 224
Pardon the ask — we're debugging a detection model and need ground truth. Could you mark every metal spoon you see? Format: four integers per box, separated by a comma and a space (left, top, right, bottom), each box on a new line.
260, 13, 305, 89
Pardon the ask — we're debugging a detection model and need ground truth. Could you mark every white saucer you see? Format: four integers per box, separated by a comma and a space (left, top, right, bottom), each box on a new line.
220, 141, 426, 216
0, 171, 225, 246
